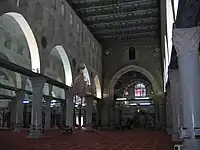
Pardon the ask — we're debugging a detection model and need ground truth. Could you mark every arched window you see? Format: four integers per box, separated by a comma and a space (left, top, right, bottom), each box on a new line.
134, 83, 146, 97
129, 47, 136, 60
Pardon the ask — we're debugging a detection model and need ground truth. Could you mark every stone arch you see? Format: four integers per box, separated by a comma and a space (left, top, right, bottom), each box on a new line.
25, 78, 32, 100
94, 75, 101, 99
80, 63, 91, 85
0, 69, 15, 108
24, 78, 50, 98
122, 79, 152, 97
0, 69, 15, 88
0, 12, 40, 73
108, 65, 160, 98
50, 45, 73, 87
0, 52, 22, 88
52, 78, 65, 100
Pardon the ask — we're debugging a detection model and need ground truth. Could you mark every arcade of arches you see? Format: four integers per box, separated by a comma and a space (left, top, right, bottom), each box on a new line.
0, 0, 199, 150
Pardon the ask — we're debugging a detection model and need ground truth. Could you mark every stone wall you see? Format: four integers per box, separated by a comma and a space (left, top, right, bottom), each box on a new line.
103, 39, 163, 96
0, 0, 102, 91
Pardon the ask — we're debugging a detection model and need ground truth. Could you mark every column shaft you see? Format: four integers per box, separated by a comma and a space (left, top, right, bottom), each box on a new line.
159, 98, 165, 128
14, 91, 25, 131
166, 90, 173, 135
66, 91, 74, 128
169, 69, 181, 141
44, 97, 51, 129
86, 96, 93, 126
28, 77, 46, 138
173, 27, 200, 149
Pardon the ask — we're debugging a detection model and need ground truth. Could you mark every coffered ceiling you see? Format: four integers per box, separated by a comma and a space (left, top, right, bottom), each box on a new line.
70, 0, 160, 43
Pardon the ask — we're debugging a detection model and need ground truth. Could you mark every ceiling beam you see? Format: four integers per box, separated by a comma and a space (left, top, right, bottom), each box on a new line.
96, 30, 158, 37
84, 8, 159, 20
102, 37, 160, 44
85, 11, 159, 25
88, 17, 158, 28
0, 94, 15, 100
92, 24, 158, 34
0, 58, 70, 90
77, 2, 158, 17
99, 33, 159, 40
0, 83, 65, 101
73, 0, 156, 10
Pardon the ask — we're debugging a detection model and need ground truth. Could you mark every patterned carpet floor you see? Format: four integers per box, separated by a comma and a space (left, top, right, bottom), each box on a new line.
0, 129, 172, 150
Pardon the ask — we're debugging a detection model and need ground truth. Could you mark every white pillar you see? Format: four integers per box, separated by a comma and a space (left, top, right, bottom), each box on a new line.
101, 97, 114, 128
85, 96, 93, 130
9, 100, 16, 129
159, 97, 165, 128
14, 91, 25, 132
166, 87, 173, 135
44, 97, 51, 129
173, 27, 200, 149
169, 69, 181, 142
65, 91, 74, 128
101, 100, 110, 128
28, 77, 46, 138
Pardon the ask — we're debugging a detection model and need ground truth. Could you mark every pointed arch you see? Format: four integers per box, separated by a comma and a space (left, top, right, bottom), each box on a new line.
80, 63, 91, 85
0, 52, 22, 88
1, 12, 40, 73
52, 77, 65, 99
50, 45, 73, 87
94, 75, 101, 99
108, 65, 161, 98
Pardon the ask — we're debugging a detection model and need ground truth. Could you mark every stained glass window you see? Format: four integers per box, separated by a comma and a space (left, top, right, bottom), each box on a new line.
134, 83, 146, 97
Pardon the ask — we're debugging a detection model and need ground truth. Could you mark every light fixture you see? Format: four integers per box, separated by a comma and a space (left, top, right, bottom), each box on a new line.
116, 98, 127, 100
129, 103, 137, 106
23, 100, 30, 104
135, 97, 150, 100
139, 102, 151, 106
51, 100, 56, 103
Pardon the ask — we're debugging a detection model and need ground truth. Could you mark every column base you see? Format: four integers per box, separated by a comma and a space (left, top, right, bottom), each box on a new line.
83, 124, 94, 132
28, 125, 43, 139
13, 123, 22, 132
44, 124, 51, 130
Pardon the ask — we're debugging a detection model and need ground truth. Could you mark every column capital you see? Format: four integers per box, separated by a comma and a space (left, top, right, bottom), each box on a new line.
172, 27, 200, 56
30, 77, 46, 90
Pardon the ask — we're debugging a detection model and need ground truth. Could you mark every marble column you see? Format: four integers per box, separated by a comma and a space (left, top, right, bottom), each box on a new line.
154, 98, 159, 127
65, 91, 74, 129
8, 100, 15, 129
44, 97, 52, 129
173, 27, 200, 149
158, 96, 165, 128
28, 77, 46, 138
101, 97, 113, 128
96, 100, 104, 127
14, 91, 25, 132
166, 86, 173, 135
85, 95, 93, 131
169, 69, 181, 142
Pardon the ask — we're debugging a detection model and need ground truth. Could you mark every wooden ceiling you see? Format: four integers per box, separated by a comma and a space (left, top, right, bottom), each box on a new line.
70, 0, 161, 43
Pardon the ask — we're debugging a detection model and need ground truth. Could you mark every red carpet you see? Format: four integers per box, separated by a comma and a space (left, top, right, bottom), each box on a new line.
0, 129, 172, 150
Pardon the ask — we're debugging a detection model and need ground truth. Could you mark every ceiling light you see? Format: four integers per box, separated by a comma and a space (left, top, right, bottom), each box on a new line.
139, 102, 151, 106
130, 103, 137, 106
116, 98, 127, 100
